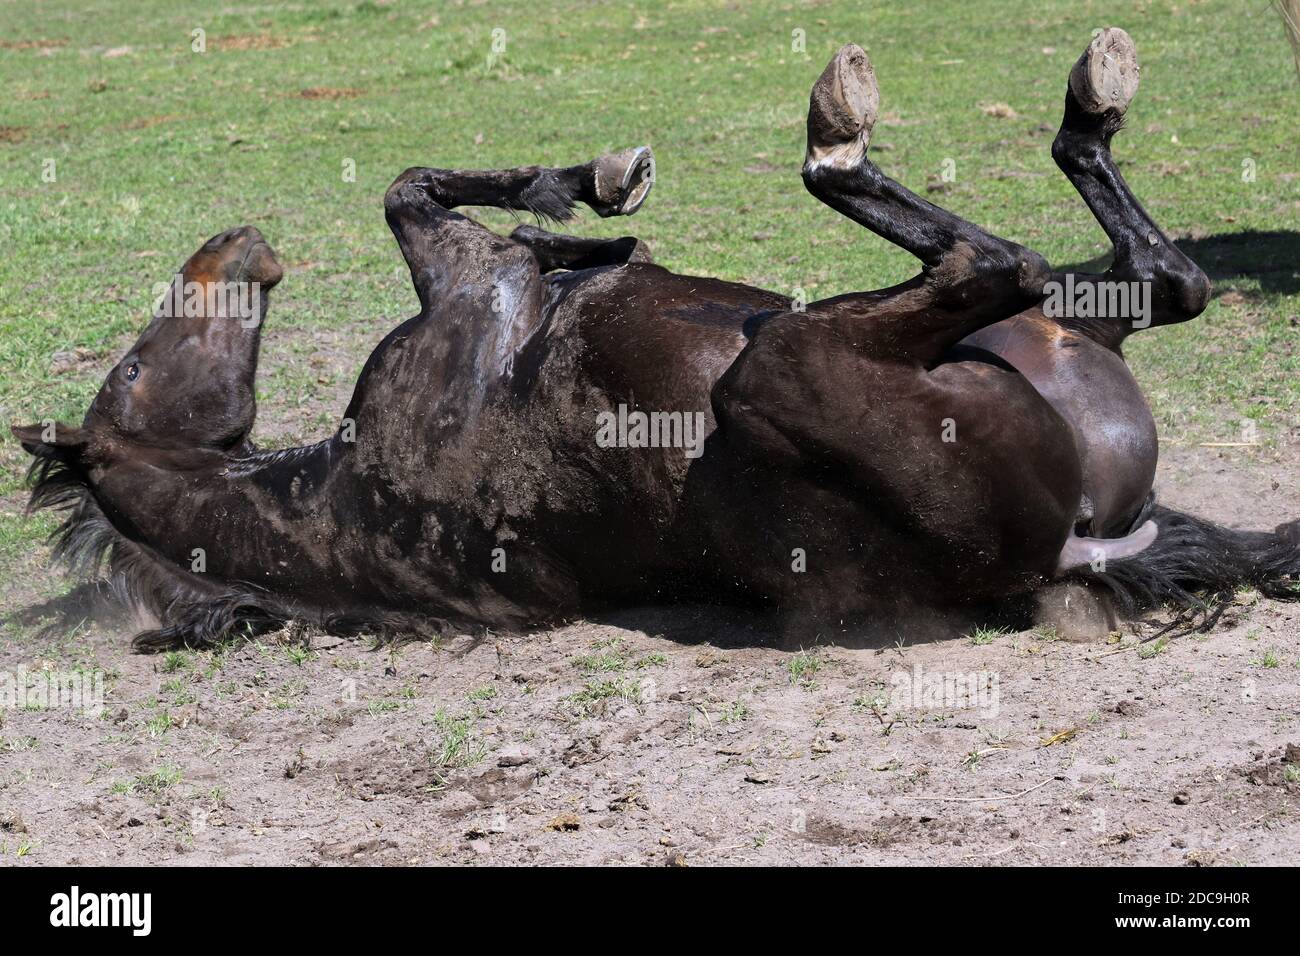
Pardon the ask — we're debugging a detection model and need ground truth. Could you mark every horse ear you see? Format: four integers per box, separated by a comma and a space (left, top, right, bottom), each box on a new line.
10, 422, 89, 465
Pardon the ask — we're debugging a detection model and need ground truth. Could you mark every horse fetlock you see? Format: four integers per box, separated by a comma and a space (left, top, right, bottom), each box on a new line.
1050, 127, 1113, 174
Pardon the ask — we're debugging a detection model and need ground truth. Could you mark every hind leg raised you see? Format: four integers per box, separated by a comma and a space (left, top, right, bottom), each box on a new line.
1048, 28, 1210, 346
800, 44, 1050, 362
699, 45, 1083, 615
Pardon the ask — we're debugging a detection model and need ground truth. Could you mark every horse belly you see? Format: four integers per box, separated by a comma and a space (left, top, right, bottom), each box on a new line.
960, 312, 1157, 536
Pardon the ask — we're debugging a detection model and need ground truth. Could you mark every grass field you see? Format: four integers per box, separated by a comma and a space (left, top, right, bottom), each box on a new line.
1, 0, 1298, 869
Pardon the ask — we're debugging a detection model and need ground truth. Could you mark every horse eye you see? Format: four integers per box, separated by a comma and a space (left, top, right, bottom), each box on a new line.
124, 363, 140, 382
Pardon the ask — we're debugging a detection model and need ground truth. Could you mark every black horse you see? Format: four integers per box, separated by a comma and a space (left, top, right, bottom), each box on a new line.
14, 29, 1299, 650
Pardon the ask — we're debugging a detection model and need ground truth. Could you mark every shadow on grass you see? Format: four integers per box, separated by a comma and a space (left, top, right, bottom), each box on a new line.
1059, 230, 1300, 298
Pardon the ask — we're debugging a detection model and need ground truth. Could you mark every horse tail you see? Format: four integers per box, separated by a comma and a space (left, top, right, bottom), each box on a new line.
1067, 500, 1300, 630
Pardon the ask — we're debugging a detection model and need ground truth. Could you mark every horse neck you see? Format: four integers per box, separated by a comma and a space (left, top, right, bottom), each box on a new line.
95, 436, 348, 592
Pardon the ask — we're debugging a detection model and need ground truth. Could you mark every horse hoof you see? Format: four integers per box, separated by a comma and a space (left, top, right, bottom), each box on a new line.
591, 146, 655, 218
1068, 27, 1140, 116
1033, 581, 1120, 643
806, 43, 879, 168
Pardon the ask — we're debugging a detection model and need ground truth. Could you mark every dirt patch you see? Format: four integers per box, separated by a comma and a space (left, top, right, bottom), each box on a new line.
122, 115, 182, 131
297, 88, 364, 101
212, 34, 313, 52
0, 450, 1297, 866
0, 39, 68, 52
49, 347, 106, 376
0, 127, 29, 145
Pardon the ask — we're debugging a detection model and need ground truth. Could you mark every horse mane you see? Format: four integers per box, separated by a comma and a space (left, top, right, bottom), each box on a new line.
23, 452, 460, 653
23, 454, 286, 650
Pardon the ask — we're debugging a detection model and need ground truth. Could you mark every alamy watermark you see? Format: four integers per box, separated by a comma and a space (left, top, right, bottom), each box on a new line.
1, 666, 104, 717
151, 274, 263, 328
889, 664, 1000, 718
50, 886, 151, 936
1043, 274, 1151, 329
595, 404, 706, 459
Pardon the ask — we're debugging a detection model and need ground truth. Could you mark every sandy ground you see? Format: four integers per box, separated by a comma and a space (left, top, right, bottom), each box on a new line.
0, 446, 1297, 867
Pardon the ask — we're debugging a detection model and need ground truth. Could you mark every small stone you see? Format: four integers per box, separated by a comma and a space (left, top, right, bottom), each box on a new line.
546, 813, 581, 832
1173, 791, 1191, 805
744, 771, 771, 785
496, 745, 533, 768
608, 792, 649, 812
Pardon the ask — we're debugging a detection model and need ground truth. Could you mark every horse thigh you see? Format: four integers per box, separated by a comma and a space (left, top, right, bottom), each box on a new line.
712, 322, 1080, 589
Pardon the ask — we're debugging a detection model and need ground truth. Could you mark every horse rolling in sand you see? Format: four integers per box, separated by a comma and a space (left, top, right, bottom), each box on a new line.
13, 29, 1299, 650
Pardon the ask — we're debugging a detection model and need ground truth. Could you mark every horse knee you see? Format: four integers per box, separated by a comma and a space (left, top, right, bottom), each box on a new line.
384, 167, 445, 216
384, 167, 421, 206
1003, 246, 1051, 299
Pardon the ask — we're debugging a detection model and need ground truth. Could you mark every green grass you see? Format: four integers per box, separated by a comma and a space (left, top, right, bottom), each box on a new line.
564, 676, 643, 716
968, 626, 1007, 646
159, 651, 192, 674
431, 708, 487, 768
1138, 636, 1170, 659
1252, 647, 1282, 668
718, 700, 751, 724
788, 649, 823, 685
131, 763, 184, 794
572, 650, 627, 674
1, 0, 1296, 616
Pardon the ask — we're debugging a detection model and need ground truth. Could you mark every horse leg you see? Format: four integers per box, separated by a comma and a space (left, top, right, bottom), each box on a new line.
706, 45, 1161, 619
392, 147, 652, 222
385, 147, 652, 311
1048, 28, 1210, 348
508, 223, 654, 273
799, 44, 1050, 360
